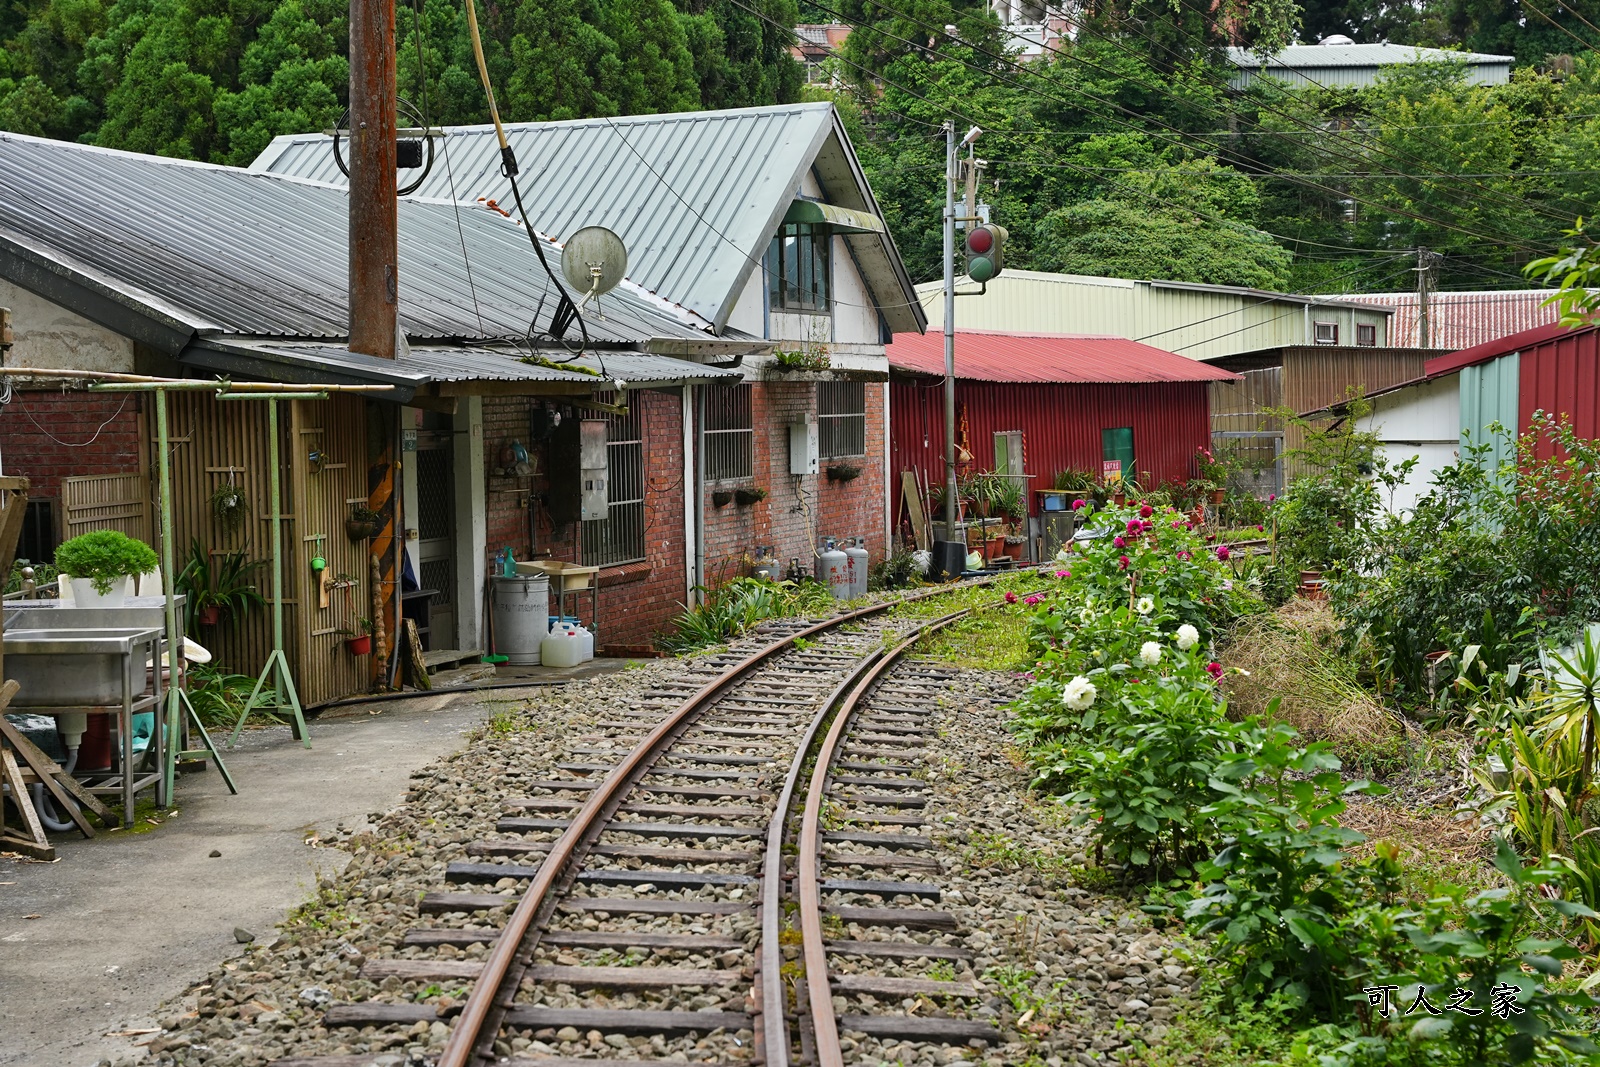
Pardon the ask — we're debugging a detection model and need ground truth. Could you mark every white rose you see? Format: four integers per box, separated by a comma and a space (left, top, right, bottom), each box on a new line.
1136, 596, 1155, 615
1139, 641, 1162, 666
1062, 675, 1097, 711
1176, 624, 1200, 651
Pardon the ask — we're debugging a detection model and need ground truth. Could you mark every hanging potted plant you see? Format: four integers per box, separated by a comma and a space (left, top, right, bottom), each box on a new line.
54, 530, 160, 609
338, 617, 374, 655
210, 480, 251, 534
711, 489, 733, 508
826, 463, 862, 483
734, 486, 767, 506
346, 503, 382, 541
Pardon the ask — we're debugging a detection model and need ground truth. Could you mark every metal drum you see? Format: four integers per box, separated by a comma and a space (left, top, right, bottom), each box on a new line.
491, 574, 550, 665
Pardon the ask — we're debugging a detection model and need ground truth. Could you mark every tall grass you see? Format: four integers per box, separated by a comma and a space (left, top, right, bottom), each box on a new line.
657, 577, 836, 653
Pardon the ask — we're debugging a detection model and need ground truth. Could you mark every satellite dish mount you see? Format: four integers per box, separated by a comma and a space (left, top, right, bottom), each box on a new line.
560, 227, 629, 322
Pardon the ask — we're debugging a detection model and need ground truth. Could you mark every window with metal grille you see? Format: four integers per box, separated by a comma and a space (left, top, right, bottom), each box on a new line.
818, 381, 866, 459
1314, 321, 1339, 345
767, 223, 831, 312
580, 396, 645, 567
704, 384, 753, 481
1356, 323, 1377, 347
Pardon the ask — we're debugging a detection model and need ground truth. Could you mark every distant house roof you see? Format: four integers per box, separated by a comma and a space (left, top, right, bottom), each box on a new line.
1319, 288, 1560, 349
887, 330, 1240, 384
1228, 40, 1514, 88
252, 103, 925, 334
0, 132, 746, 399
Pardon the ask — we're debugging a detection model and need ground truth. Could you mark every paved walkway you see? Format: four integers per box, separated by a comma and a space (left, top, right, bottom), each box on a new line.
0, 688, 527, 1067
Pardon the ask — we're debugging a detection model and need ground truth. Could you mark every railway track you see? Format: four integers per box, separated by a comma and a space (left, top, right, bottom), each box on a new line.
272, 581, 1021, 1067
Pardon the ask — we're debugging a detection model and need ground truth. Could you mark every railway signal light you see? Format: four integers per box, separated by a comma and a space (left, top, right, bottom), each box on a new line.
964, 223, 1007, 283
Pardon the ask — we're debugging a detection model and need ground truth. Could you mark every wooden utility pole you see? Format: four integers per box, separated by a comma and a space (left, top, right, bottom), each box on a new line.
349, 0, 401, 686
349, 0, 398, 360
1416, 245, 1433, 349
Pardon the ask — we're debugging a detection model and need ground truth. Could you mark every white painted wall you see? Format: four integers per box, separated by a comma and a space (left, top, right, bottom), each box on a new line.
1357, 372, 1460, 515
454, 397, 486, 651
0, 279, 135, 372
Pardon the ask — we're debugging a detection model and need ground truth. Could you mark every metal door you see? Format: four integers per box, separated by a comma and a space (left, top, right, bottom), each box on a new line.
413, 429, 455, 647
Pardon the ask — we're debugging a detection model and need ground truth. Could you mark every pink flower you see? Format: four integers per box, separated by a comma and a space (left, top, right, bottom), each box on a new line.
1004, 591, 1017, 604
1054, 569, 1071, 579
1118, 555, 1130, 570
1126, 519, 1141, 534
1141, 520, 1153, 531
1206, 661, 1223, 679
1177, 550, 1191, 561
1113, 535, 1126, 548
1024, 594, 1043, 606
1071, 498, 1085, 510
1256, 524, 1265, 531
1139, 504, 1153, 518
1205, 533, 1217, 543
1171, 520, 1182, 528
1269, 493, 1277, 502
1215, 545, 1231, 561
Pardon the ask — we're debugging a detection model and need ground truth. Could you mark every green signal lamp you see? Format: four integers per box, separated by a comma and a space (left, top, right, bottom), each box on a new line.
964, 223, 1008, 283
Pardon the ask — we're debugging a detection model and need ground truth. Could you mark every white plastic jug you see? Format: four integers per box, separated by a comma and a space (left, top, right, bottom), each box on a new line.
541, 625, 584, 668
573, 624, 595, 663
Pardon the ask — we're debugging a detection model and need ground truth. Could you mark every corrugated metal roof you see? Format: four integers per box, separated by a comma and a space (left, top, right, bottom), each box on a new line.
1325, 289, 1561, 349
1229, 43, 1512, 68
0, 131, 714, 347
251, 104, 846, 328
887, 330, 1240, 384
188, 338, 739, 389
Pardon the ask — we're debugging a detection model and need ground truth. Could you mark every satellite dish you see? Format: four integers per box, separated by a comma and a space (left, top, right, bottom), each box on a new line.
562, 226, 629, 302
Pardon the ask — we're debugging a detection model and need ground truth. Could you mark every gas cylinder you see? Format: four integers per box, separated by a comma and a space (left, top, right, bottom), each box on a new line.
817, 538, 851, 599
845, 537, 869, 597
752, 546, 779, 582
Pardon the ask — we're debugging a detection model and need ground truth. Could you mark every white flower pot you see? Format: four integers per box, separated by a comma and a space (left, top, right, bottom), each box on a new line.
70, 575, 131, 608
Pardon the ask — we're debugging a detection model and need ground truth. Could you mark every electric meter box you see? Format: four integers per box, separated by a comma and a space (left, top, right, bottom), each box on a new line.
789, 416, 818, 476
579, 419, 608, 521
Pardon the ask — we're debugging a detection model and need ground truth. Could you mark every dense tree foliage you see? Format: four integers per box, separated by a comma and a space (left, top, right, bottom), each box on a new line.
0, 0, 801, 163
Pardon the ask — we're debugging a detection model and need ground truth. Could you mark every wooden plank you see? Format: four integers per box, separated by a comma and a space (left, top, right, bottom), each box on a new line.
560, 898, 750, 918
838, 1013, 1000, 1043
0, 703, 99, 836
825, 939, 972, 961
403, 928, 499, 946
824, 831, 931, 850
826, 906, 959, 929
468, 840, 759, 865
500, 1007, 750, 1034
418, 891, 513, 914
526, 964, 744, 989
833, 974, 980, 998
498, 817, 761, 840
542, 930, 744, 952
900, 470, 928, 550
577, 870, 756, 889
0, 747, 52, 859
404, 619, 431, 691
821, 879, 941, 900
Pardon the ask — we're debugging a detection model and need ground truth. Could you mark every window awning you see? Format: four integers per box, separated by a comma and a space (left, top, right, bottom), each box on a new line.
782, 199, 886, 235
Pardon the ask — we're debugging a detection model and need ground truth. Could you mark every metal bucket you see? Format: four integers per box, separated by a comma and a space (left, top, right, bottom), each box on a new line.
491, 574, 550, 665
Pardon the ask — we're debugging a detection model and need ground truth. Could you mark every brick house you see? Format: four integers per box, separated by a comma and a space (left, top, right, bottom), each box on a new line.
257, 103, 924, 644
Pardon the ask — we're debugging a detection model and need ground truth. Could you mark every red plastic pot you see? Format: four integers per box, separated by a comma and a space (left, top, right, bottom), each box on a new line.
345, 634, 372, 655
198, 605, 222, 627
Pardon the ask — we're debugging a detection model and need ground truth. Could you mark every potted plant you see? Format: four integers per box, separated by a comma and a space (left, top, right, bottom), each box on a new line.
337, 617, 374, 655
55, 530, 159, 609
711, 489, 733, 508
826, 463, 862, 483
209, 480, 252, 534
734, 486, 767, 506
176, 539, 266, 629
345, 504, 381, 541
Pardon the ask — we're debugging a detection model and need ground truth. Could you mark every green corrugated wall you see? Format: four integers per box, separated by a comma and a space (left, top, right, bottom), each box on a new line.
1459, 352, 1520, 476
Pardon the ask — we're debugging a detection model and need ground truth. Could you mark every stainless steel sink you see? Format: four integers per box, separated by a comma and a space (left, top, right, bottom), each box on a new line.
6, 627, 161, 706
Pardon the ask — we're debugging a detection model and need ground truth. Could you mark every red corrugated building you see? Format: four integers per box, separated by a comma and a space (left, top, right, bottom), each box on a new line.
888, 330, 1239, 530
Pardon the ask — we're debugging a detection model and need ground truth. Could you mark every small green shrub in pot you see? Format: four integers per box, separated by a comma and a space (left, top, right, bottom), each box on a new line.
54, 530, 159, 596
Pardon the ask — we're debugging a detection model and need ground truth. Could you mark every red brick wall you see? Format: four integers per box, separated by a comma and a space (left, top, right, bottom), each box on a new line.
701, 380, 886, 587
0, 389, 143, 502
481, 390, 687, 655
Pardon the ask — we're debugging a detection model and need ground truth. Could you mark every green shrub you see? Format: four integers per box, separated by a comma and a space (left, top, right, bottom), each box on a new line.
658, 576, 835, 653
54, 529, 159, 594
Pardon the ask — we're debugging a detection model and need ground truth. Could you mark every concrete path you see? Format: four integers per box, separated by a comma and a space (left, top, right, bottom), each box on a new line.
0, 689, 522, 1067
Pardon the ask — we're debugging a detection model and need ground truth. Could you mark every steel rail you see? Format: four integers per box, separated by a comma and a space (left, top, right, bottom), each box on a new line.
796, 605, 985, 1067
437, 579, 996, 1067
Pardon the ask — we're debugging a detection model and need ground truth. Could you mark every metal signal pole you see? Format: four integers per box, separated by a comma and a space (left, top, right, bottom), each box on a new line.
942, 121, 958, 544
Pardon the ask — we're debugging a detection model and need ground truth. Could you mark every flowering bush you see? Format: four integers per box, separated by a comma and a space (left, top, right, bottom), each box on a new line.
1010, 502, 1263, 874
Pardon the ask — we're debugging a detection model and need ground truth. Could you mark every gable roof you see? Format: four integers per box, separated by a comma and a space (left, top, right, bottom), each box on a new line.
1227, 42, 1513, 88
251, 103, 925, 334
888, 330, 1240, 384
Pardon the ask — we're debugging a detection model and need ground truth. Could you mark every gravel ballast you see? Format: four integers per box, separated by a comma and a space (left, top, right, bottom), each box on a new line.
106, 634, 1195, 1067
